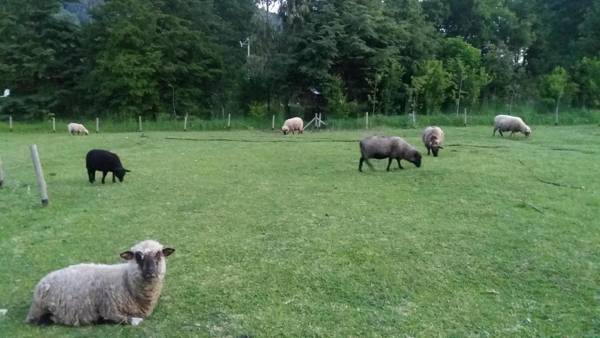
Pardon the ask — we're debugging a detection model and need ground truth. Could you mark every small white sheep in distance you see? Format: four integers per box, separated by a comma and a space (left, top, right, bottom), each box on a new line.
67, 122, 89, 135
422, 126, 445, 157
26, 240, 175, 326
281, 117, 304, 135
493, 114, 531, 137
359, 136, 422, 172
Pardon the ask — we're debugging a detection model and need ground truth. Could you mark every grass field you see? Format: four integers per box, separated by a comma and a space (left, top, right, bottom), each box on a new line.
0, 126, 598, 337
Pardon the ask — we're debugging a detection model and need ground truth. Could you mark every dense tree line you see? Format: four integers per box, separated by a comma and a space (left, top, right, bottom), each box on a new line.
1, 0, 599, 120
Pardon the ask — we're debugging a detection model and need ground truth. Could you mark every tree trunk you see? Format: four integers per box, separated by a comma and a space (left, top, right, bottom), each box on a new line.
554, 97, 560, 125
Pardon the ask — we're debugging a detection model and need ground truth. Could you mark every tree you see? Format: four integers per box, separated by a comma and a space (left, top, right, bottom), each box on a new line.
0, 0, 84, 118
541, 66, 569, 124
573, 57, 600, 109
81, 0, 222, 118
411, 59, 452, 114
440, 37, 487, 115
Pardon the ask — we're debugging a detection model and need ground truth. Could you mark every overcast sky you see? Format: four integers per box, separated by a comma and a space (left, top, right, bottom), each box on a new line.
258, 2, 280, 13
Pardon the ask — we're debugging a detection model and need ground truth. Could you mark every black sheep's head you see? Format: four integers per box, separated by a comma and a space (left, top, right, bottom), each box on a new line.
115, 167, 131, 182
411, 151, 422, 168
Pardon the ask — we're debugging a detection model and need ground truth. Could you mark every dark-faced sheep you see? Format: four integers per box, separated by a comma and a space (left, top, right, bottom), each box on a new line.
359, 136, 422, 172
422, 126, 445, 157
86, 149, 130, 184
281, 117, 304, 135
26, 240, 175, 326
493, 114, 531, 137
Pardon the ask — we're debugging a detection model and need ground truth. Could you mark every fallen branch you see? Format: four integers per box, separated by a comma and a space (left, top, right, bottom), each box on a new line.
534, 176, 584, 190
548, 147, 595, 154
446, 143, 507, 149
522, 201, 544, 214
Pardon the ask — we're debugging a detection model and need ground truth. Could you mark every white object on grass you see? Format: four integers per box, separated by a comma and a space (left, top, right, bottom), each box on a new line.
1, 89, 9, 97
130, 317, 143, 326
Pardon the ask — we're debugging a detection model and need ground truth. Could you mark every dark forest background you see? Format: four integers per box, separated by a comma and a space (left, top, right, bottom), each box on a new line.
1, 0, 599, 120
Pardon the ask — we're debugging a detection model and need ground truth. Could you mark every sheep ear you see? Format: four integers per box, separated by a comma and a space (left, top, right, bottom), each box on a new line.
162, 248, 175, 257
120, 251, 134, 260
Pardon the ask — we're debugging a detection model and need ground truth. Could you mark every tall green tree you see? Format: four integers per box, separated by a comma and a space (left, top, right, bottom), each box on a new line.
411, 59, 452, 114
573, 57, 600, 109
541, 66, 569, 124
0, 0, 83, 118
82, 0, 222, 118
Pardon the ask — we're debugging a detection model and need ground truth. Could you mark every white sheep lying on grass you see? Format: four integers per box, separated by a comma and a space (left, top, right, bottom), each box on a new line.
493, 115, 531, 137
26, 240, 175, 326
67, 122, 89, 135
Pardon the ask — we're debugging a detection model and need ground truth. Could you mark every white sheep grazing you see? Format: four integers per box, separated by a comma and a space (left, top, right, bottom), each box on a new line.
26, 240, 175, 326
281, 117, 304, 135
422, 126, 445, 157
68, 122, 89, 135
493, 115, 531, 137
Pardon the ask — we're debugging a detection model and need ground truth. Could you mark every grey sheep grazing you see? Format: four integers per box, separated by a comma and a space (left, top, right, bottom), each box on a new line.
493, 114, 531, 137
26, 240, 175, 326
422, 126, 445, 157
359, 136, 422, 172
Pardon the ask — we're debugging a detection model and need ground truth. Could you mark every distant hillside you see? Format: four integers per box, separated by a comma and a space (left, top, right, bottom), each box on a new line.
61, 0, 104, 24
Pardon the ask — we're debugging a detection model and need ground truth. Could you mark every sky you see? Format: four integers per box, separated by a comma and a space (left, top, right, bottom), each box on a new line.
257, 1, 280, 13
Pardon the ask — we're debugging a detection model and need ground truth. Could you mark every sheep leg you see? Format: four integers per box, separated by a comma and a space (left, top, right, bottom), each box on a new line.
101, 171, 108, 184
112, 172, 116, 183
397, 159, 403, 169
427, 146, 431, 155
359, 157, 374, 172
498, 130, 504, 137
386, 158, 393, 171
100, 312, 130, 325
88, 169, 95, 183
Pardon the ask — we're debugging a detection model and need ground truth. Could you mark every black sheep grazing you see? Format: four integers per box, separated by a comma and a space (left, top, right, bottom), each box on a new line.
86, 149, 130, 184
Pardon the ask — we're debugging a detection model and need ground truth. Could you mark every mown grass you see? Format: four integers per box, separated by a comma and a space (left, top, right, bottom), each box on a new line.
0, 126, 599, 337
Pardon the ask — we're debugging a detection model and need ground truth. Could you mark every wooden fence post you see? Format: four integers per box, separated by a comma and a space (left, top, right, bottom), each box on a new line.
0, 156, 5, 188
272, 115, 275, 130
52, 117, 56, 133
138, 116, 142, 132
96, 117, 100, 133
30, 144, 49, 206
227, 113, 231, 128
9, 115, 13, 132
184, 113, 188, 131
365, 112, 369, 129
464, 107, 468, 126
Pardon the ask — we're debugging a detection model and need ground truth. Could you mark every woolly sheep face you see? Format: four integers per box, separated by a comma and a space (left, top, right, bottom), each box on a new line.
281, 125, 290, 135
430, 137, 443, 157
524, 127, 531, 137
120, 241, 175, 280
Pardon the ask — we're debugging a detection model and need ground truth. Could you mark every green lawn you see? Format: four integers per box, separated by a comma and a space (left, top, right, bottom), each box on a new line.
0, 126, 598, 337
